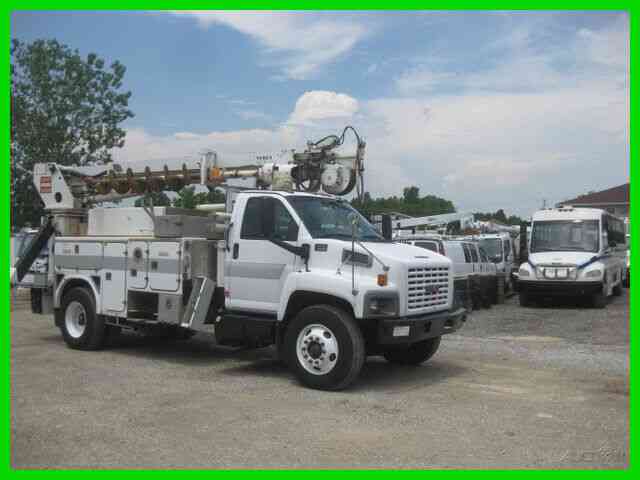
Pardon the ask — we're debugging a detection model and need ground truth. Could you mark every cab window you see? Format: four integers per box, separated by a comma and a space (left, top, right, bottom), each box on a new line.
241, 197, 298, 241
415, 241, 439, 253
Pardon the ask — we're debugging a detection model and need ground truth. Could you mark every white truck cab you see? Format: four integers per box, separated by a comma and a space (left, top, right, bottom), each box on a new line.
517, 207, 627, 307
221, 191, 465, 389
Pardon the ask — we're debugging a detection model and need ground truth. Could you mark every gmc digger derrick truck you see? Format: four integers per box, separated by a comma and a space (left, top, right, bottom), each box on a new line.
13, 127, 466, 390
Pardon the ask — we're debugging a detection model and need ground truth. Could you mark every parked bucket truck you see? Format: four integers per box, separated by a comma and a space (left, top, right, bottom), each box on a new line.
13, 127, 466, 390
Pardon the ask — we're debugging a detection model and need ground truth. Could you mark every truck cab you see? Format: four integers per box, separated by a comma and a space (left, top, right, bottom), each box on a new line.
517, 207, 627, 307
221, 191, 466, 389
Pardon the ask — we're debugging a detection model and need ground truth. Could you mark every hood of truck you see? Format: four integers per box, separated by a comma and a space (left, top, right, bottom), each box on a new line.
360, 241, 451, 266
529, 251, 600, 266
304, 239, 453, 316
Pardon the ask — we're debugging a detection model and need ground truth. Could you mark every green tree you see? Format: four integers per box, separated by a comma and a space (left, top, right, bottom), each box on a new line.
11, 38, 134, 229
173, 187, 225, 209
134, 191, 172, 207
403, 186, 420, 203
352, 189, 455, 218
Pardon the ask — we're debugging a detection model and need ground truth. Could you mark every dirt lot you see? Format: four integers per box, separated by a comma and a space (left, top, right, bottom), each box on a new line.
11, 290, 629, 468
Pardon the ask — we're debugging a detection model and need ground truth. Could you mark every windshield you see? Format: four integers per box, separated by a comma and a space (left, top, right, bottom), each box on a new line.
531, 220, 599, 253
479, 238, 502, 263
287, 197, 385, 242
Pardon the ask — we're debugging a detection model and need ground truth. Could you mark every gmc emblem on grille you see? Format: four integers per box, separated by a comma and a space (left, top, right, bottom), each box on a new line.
424, 285, 440, 295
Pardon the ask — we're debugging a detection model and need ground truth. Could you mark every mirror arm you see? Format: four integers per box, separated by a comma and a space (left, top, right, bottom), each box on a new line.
268, 238, 309, 266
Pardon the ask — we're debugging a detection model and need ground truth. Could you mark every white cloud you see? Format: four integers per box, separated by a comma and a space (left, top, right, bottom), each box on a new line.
118, 16, 628, 218
170, 11, 369, 79
235, 109, 272, 122
288, 90, 359, 126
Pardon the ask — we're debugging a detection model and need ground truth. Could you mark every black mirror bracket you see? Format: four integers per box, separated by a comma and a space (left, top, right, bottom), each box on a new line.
269, 238, 311, 271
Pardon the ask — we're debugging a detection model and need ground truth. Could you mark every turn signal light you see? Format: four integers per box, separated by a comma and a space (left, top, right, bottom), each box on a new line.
377, 273, 388, 287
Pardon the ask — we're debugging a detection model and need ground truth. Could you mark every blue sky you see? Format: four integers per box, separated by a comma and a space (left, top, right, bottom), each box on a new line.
11, 11, 629, 216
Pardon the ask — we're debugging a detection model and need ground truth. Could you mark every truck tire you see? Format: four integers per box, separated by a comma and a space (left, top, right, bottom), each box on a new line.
496, 276, 505, 304
519, 290, 531, 307
613, 274, 623, 297
60, 287, 106, 350
592, 284, 607, 309
285, 304, 365, 391
383, 336, 441, 365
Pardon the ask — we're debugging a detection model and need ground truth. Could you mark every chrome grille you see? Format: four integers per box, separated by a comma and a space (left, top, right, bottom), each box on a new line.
407, 266, 450, 311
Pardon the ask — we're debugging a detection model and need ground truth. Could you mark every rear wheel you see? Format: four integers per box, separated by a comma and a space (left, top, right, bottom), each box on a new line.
60, 287, 105, 350
285, 305, 365, 391
383, 336, 441, 365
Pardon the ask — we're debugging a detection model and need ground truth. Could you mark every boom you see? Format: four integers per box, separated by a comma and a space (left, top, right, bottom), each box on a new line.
32, 126, 366, 211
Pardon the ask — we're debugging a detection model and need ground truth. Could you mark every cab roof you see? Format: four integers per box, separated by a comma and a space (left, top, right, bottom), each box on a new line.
532, 207, 604, 222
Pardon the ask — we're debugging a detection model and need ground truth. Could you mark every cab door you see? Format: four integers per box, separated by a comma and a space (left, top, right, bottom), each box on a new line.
226, 196, 300, 314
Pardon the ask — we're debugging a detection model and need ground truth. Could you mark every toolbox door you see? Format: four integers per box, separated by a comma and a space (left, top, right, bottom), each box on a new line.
149, 242, 181, 292
128, 241, 149, 289
101, 242, 127, 313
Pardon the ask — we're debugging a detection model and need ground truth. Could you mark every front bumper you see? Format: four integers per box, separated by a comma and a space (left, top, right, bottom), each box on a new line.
376, 307, 467, 346
519, 280, 602, 297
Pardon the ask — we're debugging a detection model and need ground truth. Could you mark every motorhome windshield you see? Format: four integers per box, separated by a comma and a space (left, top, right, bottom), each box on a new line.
287, 197, 385, 242
531, 220, 599, 253
479, 238, 502, 263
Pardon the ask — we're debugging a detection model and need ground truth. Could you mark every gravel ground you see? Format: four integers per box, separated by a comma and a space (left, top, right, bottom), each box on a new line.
11, 289, 629, 468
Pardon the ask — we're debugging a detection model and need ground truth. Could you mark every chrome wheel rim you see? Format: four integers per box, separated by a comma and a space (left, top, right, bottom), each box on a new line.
296, 323, 339, 375
65, 301, 87, 339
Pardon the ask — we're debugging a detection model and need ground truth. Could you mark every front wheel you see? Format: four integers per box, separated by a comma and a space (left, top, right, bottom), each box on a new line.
519, 290, 531, 307
383, 336, 441, 365
59, 287, 105, 350
592, 284, 607, 309
285, 305, 365, 391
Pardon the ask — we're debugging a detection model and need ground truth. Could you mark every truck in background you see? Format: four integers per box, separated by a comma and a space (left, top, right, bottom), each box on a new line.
517, 206, 628, 307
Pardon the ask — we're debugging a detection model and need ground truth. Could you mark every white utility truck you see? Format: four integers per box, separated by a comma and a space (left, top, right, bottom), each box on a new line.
517, 206, 627, 307
14, 127, 466, 390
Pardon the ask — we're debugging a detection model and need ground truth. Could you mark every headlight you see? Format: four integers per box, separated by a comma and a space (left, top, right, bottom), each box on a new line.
364, 293, 399, 317
518, 268, 530, 277
585, 269, 602, 278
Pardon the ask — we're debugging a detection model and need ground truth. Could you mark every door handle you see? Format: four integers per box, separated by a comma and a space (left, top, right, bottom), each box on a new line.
233, 243, 239, 259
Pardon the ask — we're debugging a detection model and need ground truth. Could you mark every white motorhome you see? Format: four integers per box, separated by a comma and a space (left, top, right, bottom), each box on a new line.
517, 207, 627, 307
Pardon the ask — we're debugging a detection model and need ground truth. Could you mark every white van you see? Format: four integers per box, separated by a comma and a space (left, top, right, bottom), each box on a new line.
476, 233, 516, 294
518, 207, 627, 307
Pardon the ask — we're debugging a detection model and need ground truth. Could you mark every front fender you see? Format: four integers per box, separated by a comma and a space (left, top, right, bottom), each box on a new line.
278, 271, 361, 320
54, 274, 102, 313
